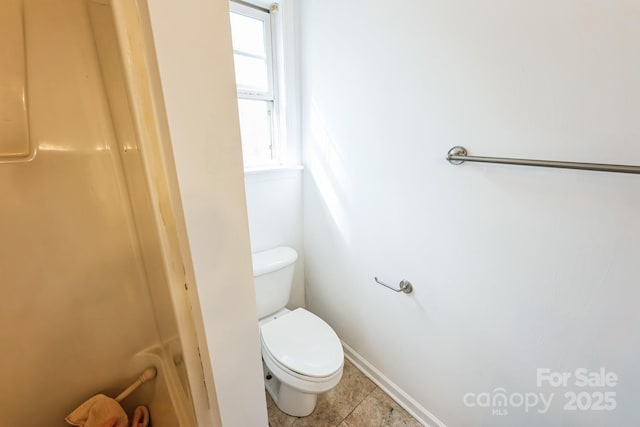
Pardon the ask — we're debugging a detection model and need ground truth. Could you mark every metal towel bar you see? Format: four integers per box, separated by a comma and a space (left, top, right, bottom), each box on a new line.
115, 367, 157, 403
447, 146, 640, 175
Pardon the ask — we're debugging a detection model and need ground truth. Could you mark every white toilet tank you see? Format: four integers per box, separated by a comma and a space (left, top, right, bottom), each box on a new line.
252, 247, 298, 319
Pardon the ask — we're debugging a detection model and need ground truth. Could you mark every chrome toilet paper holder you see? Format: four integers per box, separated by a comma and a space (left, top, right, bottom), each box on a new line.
374, 277, 413, 294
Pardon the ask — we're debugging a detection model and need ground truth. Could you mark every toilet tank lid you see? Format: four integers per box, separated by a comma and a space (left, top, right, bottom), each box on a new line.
252, 247, 298, 277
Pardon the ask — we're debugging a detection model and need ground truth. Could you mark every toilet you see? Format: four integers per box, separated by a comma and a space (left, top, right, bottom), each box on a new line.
252, 247, 344, 417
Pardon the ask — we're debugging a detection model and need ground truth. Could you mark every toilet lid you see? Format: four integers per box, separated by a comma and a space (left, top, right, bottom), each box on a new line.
260, 308, 343, 378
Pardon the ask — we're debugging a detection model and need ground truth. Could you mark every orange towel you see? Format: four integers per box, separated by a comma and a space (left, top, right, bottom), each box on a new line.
65, 394, 128, 427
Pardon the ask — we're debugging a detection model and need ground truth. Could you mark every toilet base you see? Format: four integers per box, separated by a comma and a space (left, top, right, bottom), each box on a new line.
263, 360, 318, 417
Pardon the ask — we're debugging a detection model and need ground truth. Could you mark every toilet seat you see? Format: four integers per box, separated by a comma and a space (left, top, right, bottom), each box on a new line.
260, 308, 343, 379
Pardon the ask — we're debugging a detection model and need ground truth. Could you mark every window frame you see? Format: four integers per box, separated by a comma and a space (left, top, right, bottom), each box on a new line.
230, 2, 275, 101
230, 1, 285, 169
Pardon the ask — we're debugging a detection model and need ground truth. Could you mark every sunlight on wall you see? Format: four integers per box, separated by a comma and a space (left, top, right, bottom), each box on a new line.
307, 100, 352, 245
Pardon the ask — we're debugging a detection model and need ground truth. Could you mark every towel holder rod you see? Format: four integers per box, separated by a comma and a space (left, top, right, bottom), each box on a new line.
447, 146, 640, 175
115, 367, 157, 403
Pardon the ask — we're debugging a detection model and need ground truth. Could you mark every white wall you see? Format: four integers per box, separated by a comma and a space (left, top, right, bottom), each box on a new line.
146, 0, 268, 425
245, 170, 305, 307
300, 1, 640, 426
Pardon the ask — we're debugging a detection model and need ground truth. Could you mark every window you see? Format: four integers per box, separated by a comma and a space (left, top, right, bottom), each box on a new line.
229, 2, 281, 169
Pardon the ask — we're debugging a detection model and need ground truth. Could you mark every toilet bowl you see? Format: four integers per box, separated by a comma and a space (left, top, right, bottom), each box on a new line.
260, 308, 344, 416
252, 247, 344, 417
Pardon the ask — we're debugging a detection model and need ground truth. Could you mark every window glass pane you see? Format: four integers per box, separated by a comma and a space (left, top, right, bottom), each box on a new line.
233, 54, 269, 93
230, 12, 265, 57
237, 99, 273, 167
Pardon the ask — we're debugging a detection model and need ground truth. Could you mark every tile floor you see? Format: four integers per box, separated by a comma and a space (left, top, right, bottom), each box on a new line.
266, 359, 423, 427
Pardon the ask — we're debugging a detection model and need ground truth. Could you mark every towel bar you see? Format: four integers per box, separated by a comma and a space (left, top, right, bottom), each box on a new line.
115, 367, 157, 403
447, 146, 640, 175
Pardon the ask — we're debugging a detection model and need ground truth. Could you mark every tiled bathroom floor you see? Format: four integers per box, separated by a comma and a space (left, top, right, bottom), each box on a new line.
266, 359, 423, 427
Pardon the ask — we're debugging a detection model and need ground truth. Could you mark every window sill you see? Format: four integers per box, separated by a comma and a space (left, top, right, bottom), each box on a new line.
244, 165, 304, 176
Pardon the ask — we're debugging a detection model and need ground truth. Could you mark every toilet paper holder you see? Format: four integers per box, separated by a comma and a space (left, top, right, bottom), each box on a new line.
374, 277, 413, 294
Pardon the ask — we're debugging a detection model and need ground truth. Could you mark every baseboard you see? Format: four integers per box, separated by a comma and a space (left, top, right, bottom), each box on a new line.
341, 341, 447, 427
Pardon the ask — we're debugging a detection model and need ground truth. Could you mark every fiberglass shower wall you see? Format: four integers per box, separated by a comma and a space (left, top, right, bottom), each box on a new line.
0, 1, 202, 425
